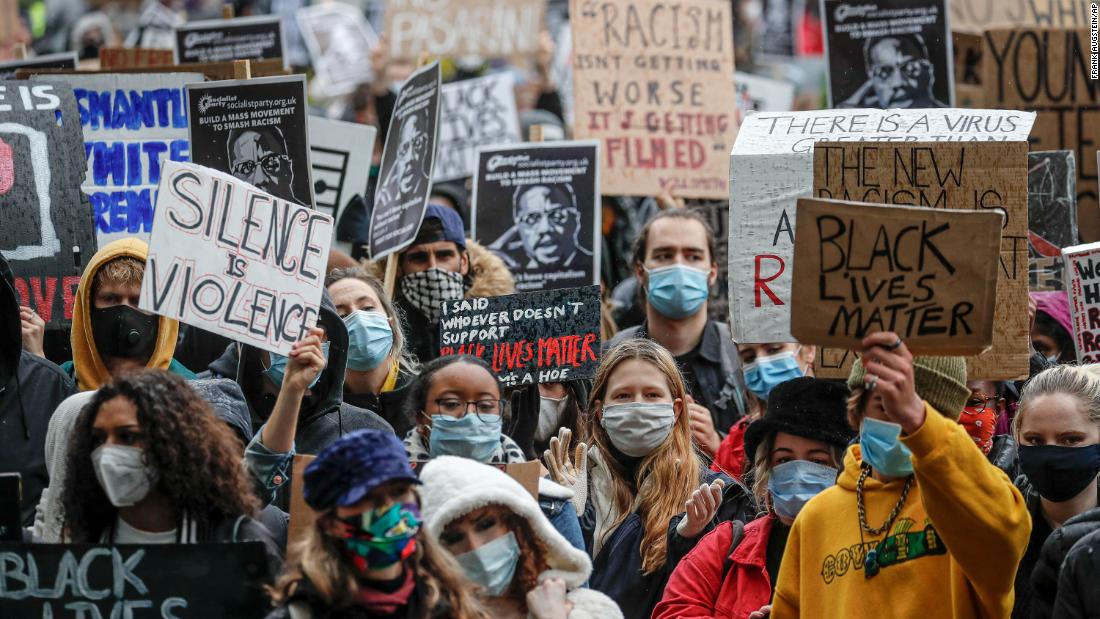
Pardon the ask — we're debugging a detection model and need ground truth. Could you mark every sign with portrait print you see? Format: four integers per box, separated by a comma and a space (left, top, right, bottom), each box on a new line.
1028, 151, 1078, 291
297, 3, 377, 99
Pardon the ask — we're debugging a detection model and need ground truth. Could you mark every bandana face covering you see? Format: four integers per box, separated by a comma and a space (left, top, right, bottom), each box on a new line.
400, 268, 464, 323
336, 502, 422, 571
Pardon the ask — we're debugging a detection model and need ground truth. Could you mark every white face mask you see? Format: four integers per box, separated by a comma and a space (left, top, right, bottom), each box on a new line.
535, 396, 569, 443
92, 444, 158, 507
600, 402, 676, 457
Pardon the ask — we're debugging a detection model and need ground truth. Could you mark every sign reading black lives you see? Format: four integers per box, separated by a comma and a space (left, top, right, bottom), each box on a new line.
1029, 151, 1078, 290
0, 542, 269, 618
174, 15, 286, 67
472, 141, 600, 292
438, 285, 601, 386
822, 0, 954, 109
369, 61, 441, 260
187, 75, 314, 207
0, 81, 96, 328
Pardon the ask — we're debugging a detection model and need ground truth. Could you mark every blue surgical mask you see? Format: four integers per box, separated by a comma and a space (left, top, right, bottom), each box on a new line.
265, 342, 330, 389
344, 310, 394, 371
455, 531, 520, 596
860, 417, 914, 476
743, 348, 803, 400
429, 413, 503, 462
768, 460, 837, 520
645, 264, 710, 319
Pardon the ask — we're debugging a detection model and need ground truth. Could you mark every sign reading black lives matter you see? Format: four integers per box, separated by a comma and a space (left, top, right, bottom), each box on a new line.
435, 73, 520, 182
0, 542, 268, 618
0, 81, 97, 328
822, 0, 954, 109
438, 285, 601, 386
139, 161, 333, 356
369, 62, 441, 260
473, 141, 600, 292
1029, 151, 1078, 290
187, 75, 314, 208
174, 15, 287, 67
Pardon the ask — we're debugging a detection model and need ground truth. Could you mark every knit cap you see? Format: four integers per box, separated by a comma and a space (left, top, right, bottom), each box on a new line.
848, 356, 969, 420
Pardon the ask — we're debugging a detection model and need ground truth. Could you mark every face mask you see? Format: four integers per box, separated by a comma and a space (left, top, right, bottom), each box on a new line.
743, 348, 803, 401
429, 413, 502, 462
265, 342, 330, 389
90, 305, 159, 362
534, 396, 568, 443
456, 531, 521, 596
1018, 444, 1100, 502
644, 264, 710, 320
860, 417, 914, 477
337, 502, 421, 570
600, 402, 676, 458
92, 444, 158, 507
401, 268, 464, 323
1046, 354, 1059, 365
768, 460, 837, 520
344, 310, 394, 371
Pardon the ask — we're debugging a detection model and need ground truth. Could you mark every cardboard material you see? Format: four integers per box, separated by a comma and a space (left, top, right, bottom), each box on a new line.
436, 73, 521, 182
15, 59, 288, 80
174, 15, 287, 68
139, 161, 333, 356
385, 0, 547, 60
98, 47, 175, 69
950, 0, 1093, 33
297, 3, 377, 98
727, 108, 1035, 346
309, 117, 377, 226
570, 0, 737, 199
1063, 242, 1100, 363
0, 52, 77, 79
473, 141, 601, 292
1029, 151, 1078, 290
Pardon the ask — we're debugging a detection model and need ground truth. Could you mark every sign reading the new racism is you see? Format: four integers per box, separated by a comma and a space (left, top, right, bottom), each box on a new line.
385, 0, 546, 60
438, 285, 601, 386
1029, 151, 1078, 291
435, 73, 520, 182
139, 161, 333, 356
570, 0, 737, 199
174, 16, 287, 67
1063, 242, 1100, 363
727, 108, 1035, 346
792, 198, 1002, 354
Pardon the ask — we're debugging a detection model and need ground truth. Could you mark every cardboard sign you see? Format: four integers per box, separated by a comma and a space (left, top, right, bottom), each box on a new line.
34, 72, 201, 246
138, 161, 333, 356
369, 62, 442, 260
385, 0, 547, 60
0, 81, 97, 328
17, 59, 289, 81
822, 0, 954, 109
951, 0, 1093, 33
952, 31, 984, 108
472, 141, 600, 292
0, 542, 268, 618
187, 75, 313, 207
811, 140, 1029, 379
0, 53, 77, 80
1063, 242, 1100, 362
727, 108, 1035, 345
435, 73, 521, 182
174, 16, 286, 68
297, 3, 377, 99
792, 198, 1001, 354
309, 117, 377, 224
983, 28, 1099, 240
570, 0, 737, 199
1029, 151, 1078, 290
438, 285, 601, 386
735, 72, 796, 116
98, 47, 175, 69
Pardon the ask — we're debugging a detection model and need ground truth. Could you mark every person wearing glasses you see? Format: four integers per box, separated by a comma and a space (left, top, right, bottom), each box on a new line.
489, 183, 592, 275
838, 33, 947, 109
227, 126, 303, 204
375, 109, 431, 209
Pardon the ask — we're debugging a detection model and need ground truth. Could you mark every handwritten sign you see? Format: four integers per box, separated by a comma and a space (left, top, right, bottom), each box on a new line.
98, 47, 175, 70
436, 73, 520, 182
727, 108, 1035, 345
385, 0, 546, 60
309, 116, 376, 225
570, 0, 737, 199
951, 0, 1093, 33
139, 161, 333, 355
174, 16, 286, 68
0, 542, 268, 618
1063, 243, 1100, 362
297, 3, 377, 99
1029, 151, 1078, 290
438, 285, 601, 386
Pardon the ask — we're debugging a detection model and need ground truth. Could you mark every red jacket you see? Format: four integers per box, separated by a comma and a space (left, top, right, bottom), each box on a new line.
652, 516, 775, 619
711, 417, 749, 480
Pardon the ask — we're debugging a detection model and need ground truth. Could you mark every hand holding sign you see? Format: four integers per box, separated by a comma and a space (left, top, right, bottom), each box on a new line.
859, 332, 926, 434
283, 326, 326, 394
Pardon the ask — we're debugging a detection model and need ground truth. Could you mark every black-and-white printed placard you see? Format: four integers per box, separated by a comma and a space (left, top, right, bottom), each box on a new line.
309, 116, 377, 222
186, 75, 313, 207
174, 15, 286, 67
297, 3, 377, 98
1029, 150, 1078, 290
0, 52, 77, 80
472, 141, 600, 292
435, 73, 521, 182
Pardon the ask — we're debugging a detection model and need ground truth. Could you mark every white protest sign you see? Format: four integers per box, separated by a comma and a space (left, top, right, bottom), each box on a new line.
728, 108, 1036, 343
297, 3, 377, 98
139, 161, 333, 355
735, 72, 796, 115
1064, 242, 1100, 363
436, 73, 520, 182
309, 116, 377, 224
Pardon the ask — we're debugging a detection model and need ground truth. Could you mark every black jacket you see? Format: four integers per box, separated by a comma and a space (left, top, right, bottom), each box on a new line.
1053, 527, 1100, 618
1031, 503, 1100, 619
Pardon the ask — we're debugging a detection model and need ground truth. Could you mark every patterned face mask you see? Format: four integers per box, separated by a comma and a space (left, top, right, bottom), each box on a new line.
335, 502, 422, 571
400, 268, 464, 324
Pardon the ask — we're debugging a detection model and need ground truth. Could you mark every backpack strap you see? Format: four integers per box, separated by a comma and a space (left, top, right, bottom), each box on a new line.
720, 520, 747, 579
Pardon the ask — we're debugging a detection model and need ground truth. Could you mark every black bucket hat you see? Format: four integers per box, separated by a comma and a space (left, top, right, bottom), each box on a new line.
743, 377, 855, 465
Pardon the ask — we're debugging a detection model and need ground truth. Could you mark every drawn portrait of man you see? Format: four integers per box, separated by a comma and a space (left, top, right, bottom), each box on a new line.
489, 183, 591, 270
227, 126, 301, 203
838, 33, 947, 109
376, 108, 431, 206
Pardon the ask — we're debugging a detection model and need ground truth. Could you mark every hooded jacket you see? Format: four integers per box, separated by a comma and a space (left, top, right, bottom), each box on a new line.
0, 255, 76, 525
61, 238, 191, 390
1029, 502, 1100, 618
1052, 526, 1100, 618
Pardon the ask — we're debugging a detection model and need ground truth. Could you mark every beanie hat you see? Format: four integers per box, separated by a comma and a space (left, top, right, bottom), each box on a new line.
303, 429, 420, 510
419, 456, 592, 588
1031, 291, 1072, 339
848, 356, 969, 420
743, 377, 855, 464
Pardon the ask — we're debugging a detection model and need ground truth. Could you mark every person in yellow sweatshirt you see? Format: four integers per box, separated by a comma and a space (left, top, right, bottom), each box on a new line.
771, 331, 1030, 618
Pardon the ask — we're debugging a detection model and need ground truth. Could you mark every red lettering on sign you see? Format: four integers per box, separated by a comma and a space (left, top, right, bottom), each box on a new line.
30, 277, 57, 323
0, 137, 13, 195
754, 255, 785, 307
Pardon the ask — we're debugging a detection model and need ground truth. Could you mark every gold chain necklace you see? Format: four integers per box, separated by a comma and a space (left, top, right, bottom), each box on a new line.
856, 463, 914, 577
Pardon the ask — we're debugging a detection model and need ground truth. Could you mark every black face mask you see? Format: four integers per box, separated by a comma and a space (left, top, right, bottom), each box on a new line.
1018, 444, 1100, 502
90, 305, 159, 363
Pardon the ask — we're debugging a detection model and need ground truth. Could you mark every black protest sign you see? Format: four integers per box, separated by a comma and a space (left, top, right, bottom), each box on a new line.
0, 542, 268, 618
473, 141, 600, 292
0, 53, 77, 80
368, 61, 441, 260
174, 16, 286, 67
438, 285, 601, 386
822, 0, 954, 109
758, 0, 806, 57
187, 75, 313, 208
0, 81, 96, 328
1029, 151, 1078, 290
